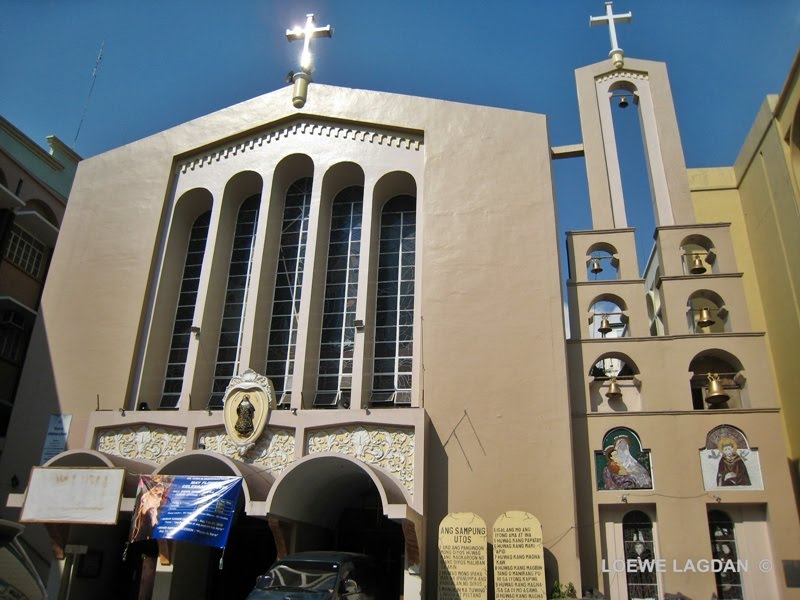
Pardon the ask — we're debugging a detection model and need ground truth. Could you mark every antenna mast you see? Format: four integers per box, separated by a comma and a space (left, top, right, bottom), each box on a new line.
74, 41, 105, 144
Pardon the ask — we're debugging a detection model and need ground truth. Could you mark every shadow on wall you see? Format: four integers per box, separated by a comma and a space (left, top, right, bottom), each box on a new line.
0, 309, 63, 585
425, 428, 449, 599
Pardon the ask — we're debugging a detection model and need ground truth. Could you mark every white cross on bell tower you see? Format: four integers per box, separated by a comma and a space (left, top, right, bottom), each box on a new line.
590, 2, 632, 69
286, 14, 334, 108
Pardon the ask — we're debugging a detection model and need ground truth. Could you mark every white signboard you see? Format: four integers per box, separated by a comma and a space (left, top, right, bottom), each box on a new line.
21, 467, 125, 524
39, 414, 72, 464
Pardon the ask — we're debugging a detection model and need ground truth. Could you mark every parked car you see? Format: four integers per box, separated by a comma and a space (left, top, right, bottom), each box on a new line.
245, 551, 378, 599
0, 520, 47, 600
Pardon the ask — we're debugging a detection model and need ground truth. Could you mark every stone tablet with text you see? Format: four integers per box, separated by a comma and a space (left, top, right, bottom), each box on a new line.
438, 512, 488, 599
493, 511, 546, 599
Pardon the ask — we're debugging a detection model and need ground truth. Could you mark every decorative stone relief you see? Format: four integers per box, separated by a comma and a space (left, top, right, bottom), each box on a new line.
177, 119, 423, 174
596, 70, 649, 84
96, 426, 186, 464
306, 426, 415, 495
198, 427, 296, 476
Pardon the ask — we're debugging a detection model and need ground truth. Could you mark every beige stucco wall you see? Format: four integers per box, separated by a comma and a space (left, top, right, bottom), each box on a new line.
572, 410, 795, 598
0, 83, 580, 594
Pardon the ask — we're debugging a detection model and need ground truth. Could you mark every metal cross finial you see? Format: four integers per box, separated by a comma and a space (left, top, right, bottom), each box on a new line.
286, 13, 333, 74
590, 2, 632, 68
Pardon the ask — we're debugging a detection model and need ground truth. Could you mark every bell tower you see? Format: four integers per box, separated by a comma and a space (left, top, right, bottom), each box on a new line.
576, 58, 695, 228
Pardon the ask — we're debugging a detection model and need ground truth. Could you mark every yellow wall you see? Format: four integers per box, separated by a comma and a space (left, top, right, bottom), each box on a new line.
689, 79, 800, 488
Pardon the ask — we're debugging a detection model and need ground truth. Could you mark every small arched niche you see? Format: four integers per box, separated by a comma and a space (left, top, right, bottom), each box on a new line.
24, 198, 60, 227
680, 234, 717, 275
586, 242, 620, 281
588, 295, 629, 338
688, 350, 746, 411
686, 290, 729, 334
588, 352, 641, 412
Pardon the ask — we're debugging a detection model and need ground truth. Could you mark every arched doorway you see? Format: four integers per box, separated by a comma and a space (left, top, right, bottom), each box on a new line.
267, 454, 411, 599
151, 451, 276, 600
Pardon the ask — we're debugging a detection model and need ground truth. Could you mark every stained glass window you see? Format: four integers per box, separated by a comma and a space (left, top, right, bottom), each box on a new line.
266, 178, 312, 406
314, 186, 363, 408
160, 210, 211, 409
371, 195, 415, 407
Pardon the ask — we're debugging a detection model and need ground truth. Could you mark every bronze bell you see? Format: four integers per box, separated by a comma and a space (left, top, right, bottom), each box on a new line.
690, 255, 707, 274
697, 307, 715, 328
605, 378, 622, 400
618, 95, 629, 109
705, 373, 730, 405
598, 316, 613, 335
590, 258, 603, 274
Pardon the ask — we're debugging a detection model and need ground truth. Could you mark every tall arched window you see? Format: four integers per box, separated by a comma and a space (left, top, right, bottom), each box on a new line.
266, 178, 312, 406
160, 210, 211, 409
622, 510, 659, 600
708, 510, 744, 599
315, 186, 363, 408
371, 195, 416, 406
209, 195, 261, 408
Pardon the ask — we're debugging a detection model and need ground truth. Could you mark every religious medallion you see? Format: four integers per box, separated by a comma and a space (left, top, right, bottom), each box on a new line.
222, 369, 275, 456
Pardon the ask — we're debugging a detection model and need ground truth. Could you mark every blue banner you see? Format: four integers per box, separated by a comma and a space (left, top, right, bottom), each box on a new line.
130, 475, 242, 549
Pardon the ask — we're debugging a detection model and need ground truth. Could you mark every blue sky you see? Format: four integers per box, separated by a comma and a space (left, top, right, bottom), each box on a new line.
2, 1, 798, 266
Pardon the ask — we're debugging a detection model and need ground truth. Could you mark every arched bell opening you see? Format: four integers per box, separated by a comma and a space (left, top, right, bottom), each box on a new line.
266, 453, 416, 599
688, 351, 746, 411
147, 451, 276, 600
588, 295, 630, 339
586, 242, 620, 281
687, 290, 729, 334
606, 79, 658, 272
679, 234, 717, 275
588, 353, 641, 412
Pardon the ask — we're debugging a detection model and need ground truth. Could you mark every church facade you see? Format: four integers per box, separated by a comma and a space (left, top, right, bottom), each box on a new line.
1, 22, 799, 600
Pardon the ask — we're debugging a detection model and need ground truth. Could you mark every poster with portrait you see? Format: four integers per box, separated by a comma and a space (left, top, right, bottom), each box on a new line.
699, 425, 763, 490
595, 427, 653, 491
129, 475, 243, 548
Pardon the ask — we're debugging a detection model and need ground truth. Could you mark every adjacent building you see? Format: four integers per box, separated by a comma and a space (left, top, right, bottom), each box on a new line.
0, 117, 79, 453
689, 51, 800, 500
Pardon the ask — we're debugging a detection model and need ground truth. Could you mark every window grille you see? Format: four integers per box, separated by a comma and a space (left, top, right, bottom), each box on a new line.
622, 510, 659, 600
3, 225, 45, 279
708, 511, 745, 599
0, 327, 26, 364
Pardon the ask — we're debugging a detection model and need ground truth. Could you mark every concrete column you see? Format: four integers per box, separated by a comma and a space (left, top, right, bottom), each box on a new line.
151, 562, 174, 600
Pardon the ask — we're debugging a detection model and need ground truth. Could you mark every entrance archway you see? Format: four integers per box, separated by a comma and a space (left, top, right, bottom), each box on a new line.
267, 454, 413, 599
150, 451, 276, 600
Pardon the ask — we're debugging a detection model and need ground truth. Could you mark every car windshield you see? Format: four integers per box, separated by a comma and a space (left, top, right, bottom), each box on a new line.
262, 561, 339, 591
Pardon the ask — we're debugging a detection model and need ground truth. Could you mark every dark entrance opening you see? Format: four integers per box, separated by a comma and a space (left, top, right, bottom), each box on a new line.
286, 465, 406, 600
335, 486, 405, 598
209, 515, 275, 599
